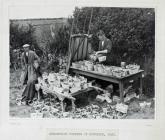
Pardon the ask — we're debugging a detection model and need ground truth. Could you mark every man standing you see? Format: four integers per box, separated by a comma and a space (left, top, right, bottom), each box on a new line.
95, 30, 112, 64
21, 44, 41, 105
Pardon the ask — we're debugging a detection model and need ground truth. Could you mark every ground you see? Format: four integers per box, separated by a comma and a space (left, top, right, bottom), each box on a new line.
10, 69, 154, 119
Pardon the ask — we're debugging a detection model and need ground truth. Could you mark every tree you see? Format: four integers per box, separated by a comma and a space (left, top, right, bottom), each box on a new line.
10, 21, 42, 69
73, 7, 155, 70
73, 7, 155, 96
10, 21, 39, 51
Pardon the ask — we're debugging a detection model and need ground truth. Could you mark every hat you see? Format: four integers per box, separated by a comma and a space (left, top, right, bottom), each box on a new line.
23, 44, 30, 48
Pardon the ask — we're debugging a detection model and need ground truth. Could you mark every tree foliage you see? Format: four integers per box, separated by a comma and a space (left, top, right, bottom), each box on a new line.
9, 8, 155, 96
73, 7, 155, 69
10, 21, 42, 69
49, 25, 70, 55
10, 21, 40, 52
10, 20, 70, 67
73, 7, 155, 96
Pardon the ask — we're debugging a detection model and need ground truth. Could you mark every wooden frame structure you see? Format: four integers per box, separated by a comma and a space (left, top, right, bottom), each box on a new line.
70, 67, 144, 102
66, 34, 92, 73
67, 33, 144, 103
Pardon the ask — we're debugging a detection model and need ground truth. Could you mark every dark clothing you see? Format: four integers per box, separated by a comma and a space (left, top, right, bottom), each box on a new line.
21, 50, 40, 102
98, 37, 112, 65
21, 80, 37, 102
98, 37, 112, 53
24, 52, 28, 64
21, 50, 40, 85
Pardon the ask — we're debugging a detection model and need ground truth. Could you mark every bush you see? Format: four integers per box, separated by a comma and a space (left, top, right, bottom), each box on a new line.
49, 25, 70, 55
10, 21, 42, 69
73, 7, 154, 63
73, 7, 155, 97
9, 20, 70, 71
10, 21, 40, 52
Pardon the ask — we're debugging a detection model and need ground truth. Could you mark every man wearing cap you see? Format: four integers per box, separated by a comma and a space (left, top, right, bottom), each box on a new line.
21, 44, 41, 105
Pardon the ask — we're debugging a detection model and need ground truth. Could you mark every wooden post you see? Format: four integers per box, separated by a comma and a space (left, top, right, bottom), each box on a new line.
66, 16, 75, 74
37, 91, 40, 101
71, 100, 76, 112
61, 99, 65, 112
139, 74, 143, 96
87, 8, 93, 35
119, 81, 124, 102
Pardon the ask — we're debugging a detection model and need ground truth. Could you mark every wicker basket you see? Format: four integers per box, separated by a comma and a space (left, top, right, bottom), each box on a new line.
72, 62, 81, 69
87, 64, 94, 71
97, 66, 104, 73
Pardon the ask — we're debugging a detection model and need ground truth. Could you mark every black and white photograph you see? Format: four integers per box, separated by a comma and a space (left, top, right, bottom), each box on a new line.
9, 7, 155, 119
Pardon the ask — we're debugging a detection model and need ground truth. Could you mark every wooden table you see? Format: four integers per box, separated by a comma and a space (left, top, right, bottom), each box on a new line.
70, 67, 144, 102
40, 86, 94, 112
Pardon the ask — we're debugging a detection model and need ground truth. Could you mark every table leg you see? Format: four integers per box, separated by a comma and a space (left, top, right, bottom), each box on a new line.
71, 100, 76, 112
119, 81, 124, 102
60, 100, 65, 112
37, 91, 40, 101
139, 75, 143, 96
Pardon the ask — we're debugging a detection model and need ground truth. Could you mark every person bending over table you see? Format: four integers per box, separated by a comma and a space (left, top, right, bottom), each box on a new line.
94, 30, 112, 65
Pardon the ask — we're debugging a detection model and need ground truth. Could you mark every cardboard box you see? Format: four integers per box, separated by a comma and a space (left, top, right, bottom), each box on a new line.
116, 103, 128, 114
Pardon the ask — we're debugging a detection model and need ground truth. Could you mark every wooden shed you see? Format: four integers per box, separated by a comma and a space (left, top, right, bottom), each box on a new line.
66, 34, 93, 73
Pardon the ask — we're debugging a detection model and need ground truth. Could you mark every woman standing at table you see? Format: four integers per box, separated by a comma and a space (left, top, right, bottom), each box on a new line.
94, 30, 113, 65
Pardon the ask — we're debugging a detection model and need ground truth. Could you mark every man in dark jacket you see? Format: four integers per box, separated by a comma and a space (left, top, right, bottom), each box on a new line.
96, 30, 112, 65
21, 44, 41, 105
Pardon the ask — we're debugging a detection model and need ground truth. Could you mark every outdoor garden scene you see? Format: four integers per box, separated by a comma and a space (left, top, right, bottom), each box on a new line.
10, 7, 155, 119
